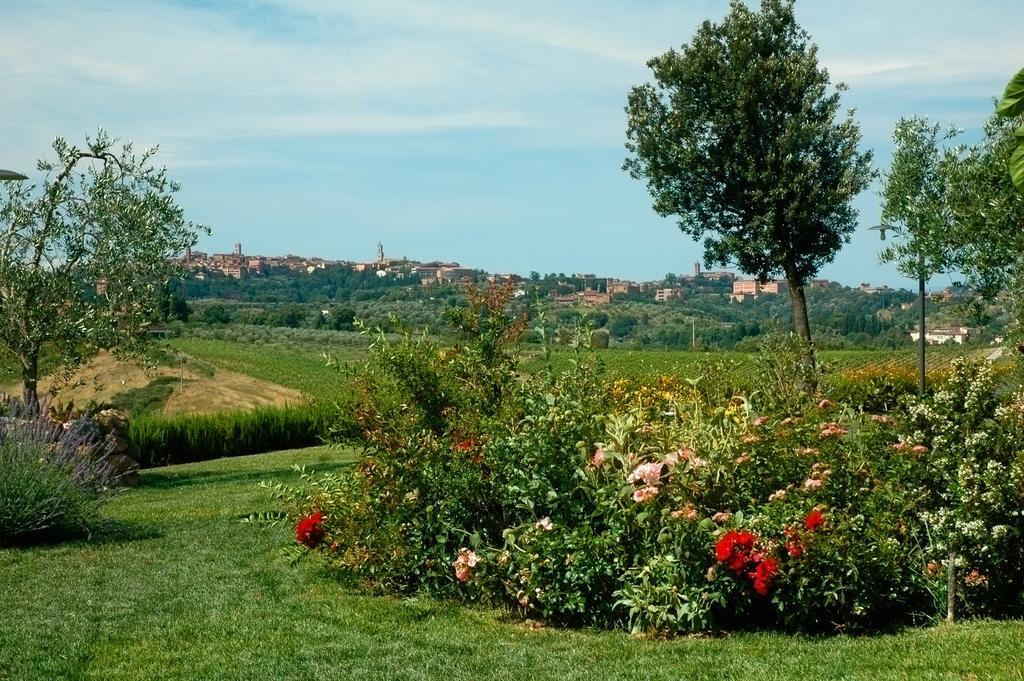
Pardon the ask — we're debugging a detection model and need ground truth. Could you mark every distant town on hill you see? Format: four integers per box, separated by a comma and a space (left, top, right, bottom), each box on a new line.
175, 242, 1009, 351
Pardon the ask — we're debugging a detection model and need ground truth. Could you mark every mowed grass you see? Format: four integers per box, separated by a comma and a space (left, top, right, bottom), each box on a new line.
2, 449, 1024, 680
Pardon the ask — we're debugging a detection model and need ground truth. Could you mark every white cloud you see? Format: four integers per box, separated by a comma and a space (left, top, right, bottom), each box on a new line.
0, 0, 1020, 171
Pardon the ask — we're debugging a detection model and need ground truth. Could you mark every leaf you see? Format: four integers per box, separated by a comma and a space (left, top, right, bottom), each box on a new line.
996, 67, 1024, 118
1010, 141, 1024, 192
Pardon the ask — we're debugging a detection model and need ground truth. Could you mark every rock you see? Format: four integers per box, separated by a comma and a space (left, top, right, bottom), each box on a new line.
104, 453, 141, 487
93, 409, 129, 436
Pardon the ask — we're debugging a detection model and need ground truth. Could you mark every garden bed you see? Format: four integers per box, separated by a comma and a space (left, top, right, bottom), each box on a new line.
2, 447, 1023, 680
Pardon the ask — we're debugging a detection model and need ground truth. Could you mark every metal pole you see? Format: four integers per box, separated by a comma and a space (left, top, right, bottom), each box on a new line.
918, 253, 926, 397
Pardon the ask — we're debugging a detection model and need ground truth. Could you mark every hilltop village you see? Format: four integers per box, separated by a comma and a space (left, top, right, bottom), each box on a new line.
176, 242, 999, 349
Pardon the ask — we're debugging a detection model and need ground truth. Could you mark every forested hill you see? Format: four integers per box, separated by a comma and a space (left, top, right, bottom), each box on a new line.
177, 267, 1008, 350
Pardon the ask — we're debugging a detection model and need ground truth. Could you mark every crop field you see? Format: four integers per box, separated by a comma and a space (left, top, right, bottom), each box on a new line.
523, 345, 985, 382
171, 337, 995, 398
167, 338, 363, 400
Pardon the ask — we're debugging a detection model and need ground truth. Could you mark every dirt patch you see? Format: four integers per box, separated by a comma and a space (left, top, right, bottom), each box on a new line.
3, 350, 304, 415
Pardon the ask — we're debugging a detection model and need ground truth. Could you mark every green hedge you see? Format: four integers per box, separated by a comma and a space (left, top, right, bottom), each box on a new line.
130, 404, 337, 467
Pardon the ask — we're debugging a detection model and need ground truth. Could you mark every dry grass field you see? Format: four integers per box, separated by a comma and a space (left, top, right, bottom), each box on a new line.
2, 350, 303, 416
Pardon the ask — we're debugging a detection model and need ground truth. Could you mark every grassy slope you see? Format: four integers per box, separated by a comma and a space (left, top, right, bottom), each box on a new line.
2, 448, 1023, 681
168, 338, 357, 399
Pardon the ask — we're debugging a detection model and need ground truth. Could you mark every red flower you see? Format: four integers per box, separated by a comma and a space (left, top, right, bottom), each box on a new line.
455, 437, 479, 452
751, 557, 779, 596
296, 512, 326, 549
804, 509, 825, 532
715, 530, 757, 574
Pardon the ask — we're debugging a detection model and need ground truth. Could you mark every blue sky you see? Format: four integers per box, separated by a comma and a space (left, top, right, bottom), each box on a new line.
2, 0, 1021, 288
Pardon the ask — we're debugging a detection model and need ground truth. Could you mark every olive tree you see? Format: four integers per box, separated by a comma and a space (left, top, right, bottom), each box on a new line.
0, 131, 205, 408
624, 0, 873, 372
878, 117, 959, 281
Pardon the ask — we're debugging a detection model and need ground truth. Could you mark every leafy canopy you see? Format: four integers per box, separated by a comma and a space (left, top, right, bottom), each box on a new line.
878, 117, 960, 281
624, 0, 873, 285
944, 113, 1024, 299
995, 67, 1024, 191
0, 130, 206, 402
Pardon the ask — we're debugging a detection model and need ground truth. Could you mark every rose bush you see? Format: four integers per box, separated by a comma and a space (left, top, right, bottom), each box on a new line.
267, 294, 1024, 635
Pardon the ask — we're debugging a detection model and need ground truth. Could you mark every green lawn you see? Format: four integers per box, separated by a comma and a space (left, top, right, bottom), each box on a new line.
2, 448, 1023, 680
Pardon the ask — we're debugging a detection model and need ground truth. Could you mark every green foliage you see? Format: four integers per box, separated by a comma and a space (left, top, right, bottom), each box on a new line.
879, 117, 960, 280
820, 367, 917, 412
754, 332, 821, 410
945, 113, 1024, 316
903, 359, 1024, 617
131, 404, 334, 467
0, 130, 206, 406
0, 415, 115, 543
624, 0, 873, 346
6, 446, 1024, 680
996, 66, 1024, 191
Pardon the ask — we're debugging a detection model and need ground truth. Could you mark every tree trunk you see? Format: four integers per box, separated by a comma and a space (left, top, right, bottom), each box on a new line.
784, 271, 817, 391
20, 348, 40, 413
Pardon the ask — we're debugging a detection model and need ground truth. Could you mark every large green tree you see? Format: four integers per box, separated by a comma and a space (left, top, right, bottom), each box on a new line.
624, 0, 873, 367
0, 131, 205, 407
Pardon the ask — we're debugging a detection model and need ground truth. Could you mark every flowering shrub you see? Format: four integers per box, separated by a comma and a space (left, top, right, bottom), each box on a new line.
821, 366, 918, 412
0, 404, 118, 543
270, 302, 1024, 635
295, 513, 325, 549
901, 358, 1024, 618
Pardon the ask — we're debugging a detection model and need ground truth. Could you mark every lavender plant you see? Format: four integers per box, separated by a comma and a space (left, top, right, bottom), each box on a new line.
0, 401, 118, 543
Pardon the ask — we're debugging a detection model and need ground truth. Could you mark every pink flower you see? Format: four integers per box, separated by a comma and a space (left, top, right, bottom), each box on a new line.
799, 447, 820, 456
911, 444, 930, 454
870, 414, 895, 425
627, 462, 663, 485
817, 399, 836, 409
535, 516, 554, 531
751, 416, 769, 428
632, 486, 660, 504
711, 511, 732, 524
671, 505, 700, 522
803, 478, 824, 491
453, 548, 478, 583
734, 453, 751, 465
768, 489, 788, 502
589, 447, 606, 468
740, 433, 760, 445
